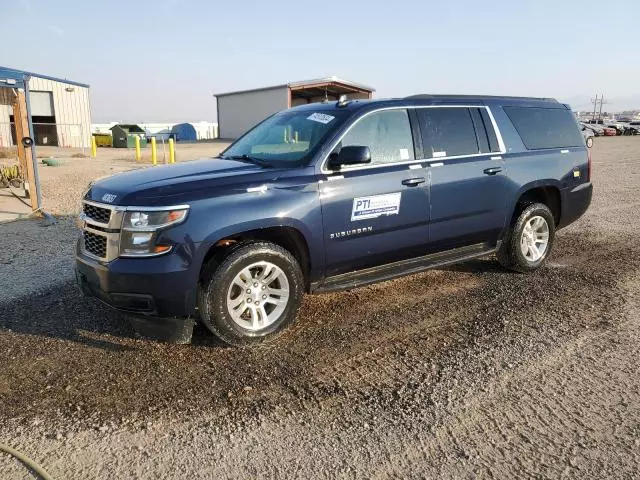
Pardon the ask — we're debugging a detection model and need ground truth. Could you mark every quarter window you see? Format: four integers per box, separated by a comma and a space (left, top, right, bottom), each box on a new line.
503, 106, 584, 150
418, 108, 480, 158
340, 109, 415, 165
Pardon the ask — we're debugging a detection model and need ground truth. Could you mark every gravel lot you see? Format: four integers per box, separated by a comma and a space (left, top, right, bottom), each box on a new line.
0, 137, 639, 478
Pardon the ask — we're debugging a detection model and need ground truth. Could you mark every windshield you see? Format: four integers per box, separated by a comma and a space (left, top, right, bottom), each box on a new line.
221, 109, 347, 166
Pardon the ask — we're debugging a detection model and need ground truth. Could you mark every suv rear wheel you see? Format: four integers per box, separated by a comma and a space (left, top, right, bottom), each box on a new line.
497, 203, 555, 273
198, 242, 304, 346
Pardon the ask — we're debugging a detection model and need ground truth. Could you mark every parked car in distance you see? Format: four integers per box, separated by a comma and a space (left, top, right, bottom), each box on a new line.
581, 125, 594, 147
606, 121, 627, 135
581, 122, 604, 136
626, 122, 640, 135
76, 95, 592, 346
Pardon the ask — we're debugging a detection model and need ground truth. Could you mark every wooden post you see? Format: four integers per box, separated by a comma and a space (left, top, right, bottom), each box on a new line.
13, 90, 38, 210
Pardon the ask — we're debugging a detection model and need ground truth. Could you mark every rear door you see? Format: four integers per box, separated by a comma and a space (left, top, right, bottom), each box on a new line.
319, 109, 430, 276
417, 106, 510, 250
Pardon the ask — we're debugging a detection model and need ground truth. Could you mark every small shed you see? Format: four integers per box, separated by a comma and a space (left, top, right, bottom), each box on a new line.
170, 123, 197, 142
110, 124, 147, 148
214, 76, 375, 139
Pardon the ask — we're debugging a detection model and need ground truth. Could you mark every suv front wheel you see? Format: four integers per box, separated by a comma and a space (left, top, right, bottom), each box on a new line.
497, 203, 556, 273
198, 242, 304, 346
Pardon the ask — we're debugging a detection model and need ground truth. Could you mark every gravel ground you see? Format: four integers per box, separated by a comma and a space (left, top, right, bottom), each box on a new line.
4, 142, 231, 217
0, 137, 639, 478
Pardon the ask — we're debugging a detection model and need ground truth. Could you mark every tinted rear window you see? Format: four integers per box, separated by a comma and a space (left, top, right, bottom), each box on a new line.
418, 107, 479, 158
504, 106, 583, 150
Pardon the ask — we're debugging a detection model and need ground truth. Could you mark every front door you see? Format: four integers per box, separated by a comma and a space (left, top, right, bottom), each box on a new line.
319, 109, 430, 276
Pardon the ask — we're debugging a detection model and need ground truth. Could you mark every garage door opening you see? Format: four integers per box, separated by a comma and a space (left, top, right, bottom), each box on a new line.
289, 79, 373, 107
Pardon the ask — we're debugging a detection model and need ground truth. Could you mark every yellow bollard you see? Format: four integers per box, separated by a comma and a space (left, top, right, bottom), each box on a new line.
151, 137, 157, 165
134, 135, 141, 162
91, 136, 97, 158
168, 138, 175, 164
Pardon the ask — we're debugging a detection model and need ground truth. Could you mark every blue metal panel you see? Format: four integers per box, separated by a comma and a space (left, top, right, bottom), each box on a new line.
0, 66, 26, 89
0, 65, 89, 88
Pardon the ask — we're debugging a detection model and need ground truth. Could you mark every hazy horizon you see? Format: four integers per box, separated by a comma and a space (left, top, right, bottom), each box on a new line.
3, 0, 639, 123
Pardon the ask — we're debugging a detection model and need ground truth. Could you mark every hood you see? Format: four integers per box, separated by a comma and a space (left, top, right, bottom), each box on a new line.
86, 157, 286, 206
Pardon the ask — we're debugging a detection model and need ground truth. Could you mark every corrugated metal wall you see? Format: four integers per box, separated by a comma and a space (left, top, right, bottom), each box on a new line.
217, 87, 288, 139
0, 76, 91, 148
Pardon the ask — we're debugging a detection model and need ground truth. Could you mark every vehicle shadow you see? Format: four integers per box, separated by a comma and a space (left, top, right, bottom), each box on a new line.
0, 276, 223, 351
0, 279, 138, 351
439, 257, 505, 274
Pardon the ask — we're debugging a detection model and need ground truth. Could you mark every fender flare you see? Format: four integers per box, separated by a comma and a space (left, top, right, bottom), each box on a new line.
507, 179, 563, 222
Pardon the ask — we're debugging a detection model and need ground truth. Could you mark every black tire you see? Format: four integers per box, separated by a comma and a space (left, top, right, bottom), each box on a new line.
497, 203, 555, 273
197, 241, 304, 346
586, 136, 593, 148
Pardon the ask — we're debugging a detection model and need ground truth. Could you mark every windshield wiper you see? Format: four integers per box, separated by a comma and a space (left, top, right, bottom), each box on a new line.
221, 154, 272, 168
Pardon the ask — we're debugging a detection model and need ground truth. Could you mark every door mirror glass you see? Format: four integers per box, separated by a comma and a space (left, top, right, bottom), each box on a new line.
328, 145, 371, 170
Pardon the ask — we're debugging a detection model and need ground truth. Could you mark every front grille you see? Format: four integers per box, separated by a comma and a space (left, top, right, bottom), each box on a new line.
83, 203, 111, 224
84, 231, 107, 258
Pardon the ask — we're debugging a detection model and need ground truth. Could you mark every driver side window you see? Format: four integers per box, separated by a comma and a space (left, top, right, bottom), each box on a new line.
341, 109, 415, 165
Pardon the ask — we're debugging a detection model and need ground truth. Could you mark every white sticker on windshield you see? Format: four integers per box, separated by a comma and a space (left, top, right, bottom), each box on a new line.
433, 151, 447, 158
351, 192, 401, 221
307, 113, 335, 124
399, 148, 409, 160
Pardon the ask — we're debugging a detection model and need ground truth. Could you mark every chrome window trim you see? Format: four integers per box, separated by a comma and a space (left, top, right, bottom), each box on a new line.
319, 105, 507, 174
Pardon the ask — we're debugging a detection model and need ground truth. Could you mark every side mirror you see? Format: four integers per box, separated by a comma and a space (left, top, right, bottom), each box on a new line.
328, 146, 371, 170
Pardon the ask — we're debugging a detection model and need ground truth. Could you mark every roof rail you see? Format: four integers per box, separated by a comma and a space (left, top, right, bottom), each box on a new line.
405, 94, 557, 102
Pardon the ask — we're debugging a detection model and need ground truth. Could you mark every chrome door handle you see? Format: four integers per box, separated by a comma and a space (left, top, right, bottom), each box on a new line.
402, 177, 426, 187
483, 167, 503, 176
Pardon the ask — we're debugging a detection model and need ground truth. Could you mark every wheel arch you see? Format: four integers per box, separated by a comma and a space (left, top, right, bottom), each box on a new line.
510, 181, 562, 227
200, 222, 313, 291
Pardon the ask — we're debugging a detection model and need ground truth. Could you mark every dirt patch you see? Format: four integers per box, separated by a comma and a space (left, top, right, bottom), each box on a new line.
0, 228, 637, 431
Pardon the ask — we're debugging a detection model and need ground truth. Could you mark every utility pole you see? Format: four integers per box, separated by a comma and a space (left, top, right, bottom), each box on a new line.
598, 95, 608, 121
590, 94, 609, 122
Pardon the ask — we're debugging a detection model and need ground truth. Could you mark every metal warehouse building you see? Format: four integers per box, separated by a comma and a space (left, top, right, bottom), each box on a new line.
0, 66, 91, 149
215, 76, 375, 139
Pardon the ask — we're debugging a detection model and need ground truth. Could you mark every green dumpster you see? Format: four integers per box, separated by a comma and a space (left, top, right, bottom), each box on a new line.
109, 124, 147, 148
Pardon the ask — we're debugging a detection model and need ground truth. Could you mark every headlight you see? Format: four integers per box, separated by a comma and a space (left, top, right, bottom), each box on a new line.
119, 208, 188, 257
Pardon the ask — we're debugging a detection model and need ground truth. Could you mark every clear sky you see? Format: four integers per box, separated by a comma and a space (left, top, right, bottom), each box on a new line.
2, 0, 639, 122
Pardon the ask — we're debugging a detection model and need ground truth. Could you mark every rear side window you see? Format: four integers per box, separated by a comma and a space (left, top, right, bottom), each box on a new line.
418, 108, 478, 158
503, 106, 583, 150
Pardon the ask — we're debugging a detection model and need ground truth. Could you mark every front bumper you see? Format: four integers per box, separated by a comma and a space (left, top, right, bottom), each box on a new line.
75, 240, 197, 318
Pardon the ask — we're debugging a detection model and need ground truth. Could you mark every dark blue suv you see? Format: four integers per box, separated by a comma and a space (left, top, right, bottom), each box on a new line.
76, 95, 592, 345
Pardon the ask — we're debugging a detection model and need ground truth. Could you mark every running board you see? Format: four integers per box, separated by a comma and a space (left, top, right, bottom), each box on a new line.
312, 242, 496, 293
